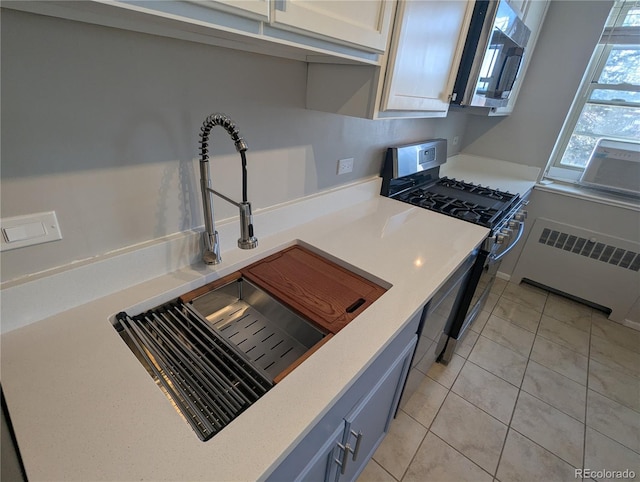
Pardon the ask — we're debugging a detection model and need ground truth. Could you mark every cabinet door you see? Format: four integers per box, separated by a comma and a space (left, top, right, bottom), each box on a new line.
381, 0, 474, 113
337, 336, 417, 481
294, 425, 343, 482
266, 315, 420, 482
271, 0, 395, 52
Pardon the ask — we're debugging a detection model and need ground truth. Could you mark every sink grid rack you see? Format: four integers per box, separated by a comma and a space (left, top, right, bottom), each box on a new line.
115, 300, 273, 441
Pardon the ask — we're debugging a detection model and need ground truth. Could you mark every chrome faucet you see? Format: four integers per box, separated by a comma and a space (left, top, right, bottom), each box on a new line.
198, 113, 258, 265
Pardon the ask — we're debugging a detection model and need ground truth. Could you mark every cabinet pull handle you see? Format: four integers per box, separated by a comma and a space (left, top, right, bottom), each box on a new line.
350, 430, 363, 461
335, 442, 351, 475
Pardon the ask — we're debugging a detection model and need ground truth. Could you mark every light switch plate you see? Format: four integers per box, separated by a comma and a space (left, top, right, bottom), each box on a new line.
1, 211, 62, 252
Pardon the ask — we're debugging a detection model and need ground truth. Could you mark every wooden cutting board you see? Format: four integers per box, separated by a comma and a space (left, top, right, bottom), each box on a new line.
241, 245, 387, 334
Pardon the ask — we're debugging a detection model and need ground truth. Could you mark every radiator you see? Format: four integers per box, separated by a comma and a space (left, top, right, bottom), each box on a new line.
512, 218, 640, 324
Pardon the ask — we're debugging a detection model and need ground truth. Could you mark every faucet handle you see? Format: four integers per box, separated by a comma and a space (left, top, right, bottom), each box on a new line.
203, 231, 222, 265
238, 202, 258, 250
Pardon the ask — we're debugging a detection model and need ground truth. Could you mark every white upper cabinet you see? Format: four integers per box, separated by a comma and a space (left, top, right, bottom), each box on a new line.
1, 0, 390, 65
489, 0, 550, 116
271, 0, 395, 52
306, 0, 474, 119
381, 0, 473, 113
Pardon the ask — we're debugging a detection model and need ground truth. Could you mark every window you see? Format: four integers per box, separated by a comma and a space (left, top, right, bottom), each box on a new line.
545, 0, 639, 182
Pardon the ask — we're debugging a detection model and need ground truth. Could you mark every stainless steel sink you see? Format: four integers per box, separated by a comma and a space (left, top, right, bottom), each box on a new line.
190, 277, 326, 379
114, 276, 326, 441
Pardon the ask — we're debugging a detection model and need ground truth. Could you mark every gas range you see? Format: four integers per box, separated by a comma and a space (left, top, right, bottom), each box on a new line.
380, 138, 530, 366
393, 177, 520, 230
380, 139, 527, 243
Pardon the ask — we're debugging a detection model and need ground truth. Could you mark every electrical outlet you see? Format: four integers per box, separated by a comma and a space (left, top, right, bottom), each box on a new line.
452, 136, 460, 146
337, 158, 354, 175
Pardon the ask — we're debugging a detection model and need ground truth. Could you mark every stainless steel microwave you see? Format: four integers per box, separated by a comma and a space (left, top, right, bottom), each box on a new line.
451, 0, 531, 108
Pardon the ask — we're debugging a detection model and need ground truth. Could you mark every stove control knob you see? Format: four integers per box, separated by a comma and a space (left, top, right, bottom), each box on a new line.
508, 220, 520, 229
495, 233, 508, 244
514, 210, 528, 221
501, 228, 513, 237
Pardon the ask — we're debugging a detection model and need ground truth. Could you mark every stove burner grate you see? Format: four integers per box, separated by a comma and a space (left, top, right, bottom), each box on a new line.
437, 178, 515, 202
394, 178, 516, 229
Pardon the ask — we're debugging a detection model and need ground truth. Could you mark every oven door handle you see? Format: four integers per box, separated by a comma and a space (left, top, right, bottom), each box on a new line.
492, 221, 525, 261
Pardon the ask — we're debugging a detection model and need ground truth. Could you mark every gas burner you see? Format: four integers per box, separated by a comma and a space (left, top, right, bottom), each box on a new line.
410, 195, 438, 209
446, 199, 479, 211
448, 204, 499, 225
438, 198, 496, 224
468, 186, 510, 201
438, 178, 469, 190
400, 189, 456, 210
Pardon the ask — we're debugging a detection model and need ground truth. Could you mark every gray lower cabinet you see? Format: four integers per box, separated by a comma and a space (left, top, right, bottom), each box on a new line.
267, 312, 421, 482
329, 337, 417, 481
293, 425, 344, 482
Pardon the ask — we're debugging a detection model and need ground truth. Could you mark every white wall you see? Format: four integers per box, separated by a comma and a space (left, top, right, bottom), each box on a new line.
0, 8, 468, 282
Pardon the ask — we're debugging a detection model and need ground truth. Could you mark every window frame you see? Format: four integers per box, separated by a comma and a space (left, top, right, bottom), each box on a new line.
545, 1, 640, 182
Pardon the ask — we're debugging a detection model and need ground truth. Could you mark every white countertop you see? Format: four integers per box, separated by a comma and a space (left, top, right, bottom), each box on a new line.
442, 154, 541, 196
1, 177, 490, 481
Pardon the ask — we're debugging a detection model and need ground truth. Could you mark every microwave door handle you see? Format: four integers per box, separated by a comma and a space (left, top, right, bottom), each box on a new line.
492, 221, 525, 261
495, 49, 524, 95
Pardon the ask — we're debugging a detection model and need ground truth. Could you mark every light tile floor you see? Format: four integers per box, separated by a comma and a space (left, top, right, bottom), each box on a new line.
358, 280, 640, 482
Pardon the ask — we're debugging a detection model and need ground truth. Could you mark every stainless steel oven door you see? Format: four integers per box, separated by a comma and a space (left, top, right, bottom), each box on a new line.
462, 219, 525, 332
437, 219, 525, 364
